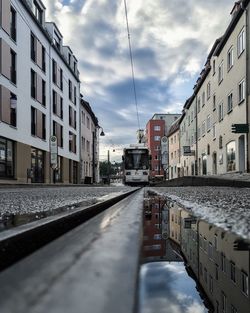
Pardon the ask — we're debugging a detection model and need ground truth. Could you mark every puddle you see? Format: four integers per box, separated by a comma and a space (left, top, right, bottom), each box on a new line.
138, 190, 250, 313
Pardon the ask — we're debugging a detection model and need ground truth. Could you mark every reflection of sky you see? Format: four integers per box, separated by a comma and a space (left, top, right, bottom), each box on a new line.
139, 262, 208, 313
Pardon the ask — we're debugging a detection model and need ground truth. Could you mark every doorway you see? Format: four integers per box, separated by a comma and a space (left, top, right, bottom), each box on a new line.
238, 135, 245, 172
212, 152, 217, 175
31, 148, 44, 183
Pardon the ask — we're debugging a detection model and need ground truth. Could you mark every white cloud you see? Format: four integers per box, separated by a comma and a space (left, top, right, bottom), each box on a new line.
42, 0, 234, 158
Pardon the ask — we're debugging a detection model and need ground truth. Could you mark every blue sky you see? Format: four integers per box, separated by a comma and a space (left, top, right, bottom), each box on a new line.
43, 0, 233, 161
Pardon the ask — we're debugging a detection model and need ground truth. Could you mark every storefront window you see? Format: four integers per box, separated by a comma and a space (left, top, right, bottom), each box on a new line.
227, 141, 236, 172
0, 137, 14, 178
31, 147, 44, 183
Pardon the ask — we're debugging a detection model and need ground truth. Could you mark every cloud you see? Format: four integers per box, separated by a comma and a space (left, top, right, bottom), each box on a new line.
42, 0, 234, 160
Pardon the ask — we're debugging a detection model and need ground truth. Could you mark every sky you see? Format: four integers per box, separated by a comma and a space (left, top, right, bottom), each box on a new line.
42, 0, 233, 162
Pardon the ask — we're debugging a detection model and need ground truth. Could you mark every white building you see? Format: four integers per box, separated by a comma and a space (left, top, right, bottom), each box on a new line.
0, 0, 81, 183
80, 98, 100, 184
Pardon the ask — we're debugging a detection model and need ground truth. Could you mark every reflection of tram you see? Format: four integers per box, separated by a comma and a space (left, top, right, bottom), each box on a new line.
123, 144, 150, 185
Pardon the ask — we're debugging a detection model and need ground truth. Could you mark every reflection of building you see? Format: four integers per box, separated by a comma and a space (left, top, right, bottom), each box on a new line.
80, 99, 99, 184
145, 114, 180, 177
198, 221, 250, 313
0, 0, 80, 183
167, 199, 250, 313
143, 194, 182, 262
169, 203, 181, 245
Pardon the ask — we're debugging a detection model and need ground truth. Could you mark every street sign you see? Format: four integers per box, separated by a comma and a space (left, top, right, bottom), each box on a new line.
184, 217, 197, 229
50, 136, 58, 168
183, 146, 195, 156
231, 124, 249, 133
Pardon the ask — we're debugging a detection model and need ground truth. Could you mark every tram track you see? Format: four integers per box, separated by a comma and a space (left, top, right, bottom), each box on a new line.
0, 188, 140, 272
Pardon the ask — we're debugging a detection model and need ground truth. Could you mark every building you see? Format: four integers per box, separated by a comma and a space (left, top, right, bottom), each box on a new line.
0, 0, 81, 183
80, 98, 100, 184
146, 113, 180, 177
167, 117, 181, 179
179, 0, 250, 177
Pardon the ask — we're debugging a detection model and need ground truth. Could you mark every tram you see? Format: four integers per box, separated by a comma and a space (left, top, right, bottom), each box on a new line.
123, 144, 150, 185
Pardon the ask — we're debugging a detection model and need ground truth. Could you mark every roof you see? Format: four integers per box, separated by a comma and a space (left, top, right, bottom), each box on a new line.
166, 117, 181, 137
81, 99, 99, 127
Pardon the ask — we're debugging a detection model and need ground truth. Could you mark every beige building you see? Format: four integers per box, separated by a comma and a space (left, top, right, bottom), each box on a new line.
169, 203, 181, 244
167, 117, 181, 179
179, 0, 250, 177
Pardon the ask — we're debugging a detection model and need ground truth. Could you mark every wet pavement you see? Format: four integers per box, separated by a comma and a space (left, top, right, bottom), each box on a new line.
138, 189, 250, 313
0, 186, 135, 231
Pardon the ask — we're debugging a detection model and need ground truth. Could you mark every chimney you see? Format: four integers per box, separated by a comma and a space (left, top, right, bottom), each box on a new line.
230, 1, 242, 19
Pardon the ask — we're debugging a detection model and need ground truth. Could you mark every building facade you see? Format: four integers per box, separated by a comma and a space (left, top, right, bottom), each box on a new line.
0, 0, 81, 183
167, 117, 181, 179
80, 99, 99, 184
179, 0, 250, 177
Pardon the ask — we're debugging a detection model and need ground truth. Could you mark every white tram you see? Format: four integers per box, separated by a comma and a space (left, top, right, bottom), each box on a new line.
123, 144, 150, 185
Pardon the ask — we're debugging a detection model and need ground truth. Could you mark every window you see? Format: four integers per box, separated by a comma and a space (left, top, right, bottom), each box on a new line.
52, 59, 56, 84
42, 46, 46, 72
53, 121, 63, 147
218, 102, 223, 121
74, 86, 77, 104
31, 69, 36, 99
31, 33, 36, 62
222, 292, 227, 313
209, 275, 213, 293
213, 124, 216, 139
207, 82, 211, 99
227, 46, 234, 70
231, 305, 237, 313
230, 262, 236, 283
10, 49, 16, 84
154, 125, 161, 131
202, 121, 206, 136
154, 136, 160, 141
54, 32, 61, 50
34, 0, 43, 24
202, 91, 205, 106
69, 79, 72, 100
42, 80, 46, 107
227, 93, 233, 113
213, 59, 216, 75
213, 94, 216, 111
219, 136, 223, 149
0, 137, 14, 178
215, 263, 219, 280
10, 7, 16, 42
207, 115, 211, 131
87, 116, 90, 129
218, 61, 224, 83
238, 79, 245, 103
221, 252, 226, 272
31, 107, 46, 140
197, 97, 201, 113
204, 267, 208, 283
241, 271, 249, 295
238, 27, 245, 56
60, 69, 63, 90
208, 242, 213, 258
227, 141, 236, 172
69, 132, 76, 153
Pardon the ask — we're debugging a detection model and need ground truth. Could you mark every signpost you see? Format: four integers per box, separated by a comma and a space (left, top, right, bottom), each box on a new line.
183, 146, 195, 156
231, 124, 249, 133
50, 136, 58, 183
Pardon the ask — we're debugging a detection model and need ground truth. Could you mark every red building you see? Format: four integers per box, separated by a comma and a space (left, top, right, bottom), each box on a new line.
146, 114, 181, 177
146, 119, 165, 176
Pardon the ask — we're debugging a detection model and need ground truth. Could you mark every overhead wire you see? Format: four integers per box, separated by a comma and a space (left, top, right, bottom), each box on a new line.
123, 0, 141, 131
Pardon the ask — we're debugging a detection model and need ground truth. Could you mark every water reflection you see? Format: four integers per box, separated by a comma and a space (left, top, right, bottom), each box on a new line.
139, 262, 208, 313
139, 190, 250, 313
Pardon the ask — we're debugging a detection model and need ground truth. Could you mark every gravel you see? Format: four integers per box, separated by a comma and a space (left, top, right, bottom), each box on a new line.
150, 186, 250, 239
0, 186, 135, 220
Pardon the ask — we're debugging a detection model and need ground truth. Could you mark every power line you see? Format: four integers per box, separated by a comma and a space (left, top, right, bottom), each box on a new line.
123, 0, 140, 130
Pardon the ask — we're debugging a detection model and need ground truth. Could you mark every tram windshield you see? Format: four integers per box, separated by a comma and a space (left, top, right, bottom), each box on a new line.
124, 149, 149, 170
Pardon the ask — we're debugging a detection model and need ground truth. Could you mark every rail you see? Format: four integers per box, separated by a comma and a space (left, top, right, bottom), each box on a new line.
0, 189, 144, 313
